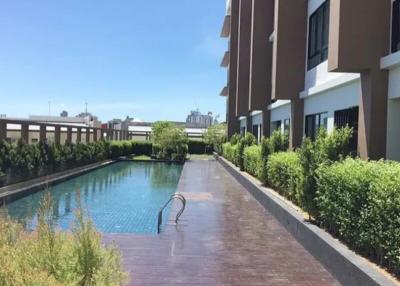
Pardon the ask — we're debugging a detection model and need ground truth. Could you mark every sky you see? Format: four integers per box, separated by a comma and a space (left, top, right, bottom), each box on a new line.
0, 0, 227, 122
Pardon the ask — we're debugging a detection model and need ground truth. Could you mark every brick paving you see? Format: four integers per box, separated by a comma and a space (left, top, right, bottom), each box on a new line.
103, 158, 341, 286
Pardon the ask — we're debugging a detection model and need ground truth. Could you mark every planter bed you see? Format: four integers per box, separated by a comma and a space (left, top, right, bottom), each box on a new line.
215, 154, 399, 286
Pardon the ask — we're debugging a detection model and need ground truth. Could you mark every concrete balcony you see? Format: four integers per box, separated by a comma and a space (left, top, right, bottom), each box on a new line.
220, 51, 230, 68
220, 86, 229, 97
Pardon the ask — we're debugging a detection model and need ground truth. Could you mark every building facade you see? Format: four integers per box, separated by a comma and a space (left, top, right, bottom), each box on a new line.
186, 109, 214, 128
221, 0, 400, 160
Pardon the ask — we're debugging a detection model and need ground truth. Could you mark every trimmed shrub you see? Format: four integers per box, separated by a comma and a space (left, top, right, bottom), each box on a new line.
258, 131, 289, 184
267, 152, 303, 204
237, 133, 257, 171
188, 140, 208, 154
269, 130, 289, 153
316, 159, 400, 274
230, 133, 241, 145
298, 127, 353, 218
131, 141, 152, 156
243, 145, 261, 178
222, 143, 238, 165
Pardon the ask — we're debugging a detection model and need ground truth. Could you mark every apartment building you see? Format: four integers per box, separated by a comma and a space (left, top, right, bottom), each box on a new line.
220, 0, 400, 160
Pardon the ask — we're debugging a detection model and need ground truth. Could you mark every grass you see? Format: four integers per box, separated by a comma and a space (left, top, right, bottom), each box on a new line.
131, 155, 152, 161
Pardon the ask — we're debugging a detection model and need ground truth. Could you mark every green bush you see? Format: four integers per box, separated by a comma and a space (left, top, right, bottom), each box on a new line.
298, 127, 353, 217
188, 140, 208, 155
230, 133, 241, 145
316, 159, 400, 274
243, 145, 261, 178
267, 152, 303, 204
222, 143, 238, 165
131, 141, 152, 156
269, 130, 289, 153
258, 131, 289, 184
237, 133, 257, 171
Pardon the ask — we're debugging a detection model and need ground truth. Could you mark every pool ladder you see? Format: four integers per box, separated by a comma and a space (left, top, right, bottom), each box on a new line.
157, 193, 186, 234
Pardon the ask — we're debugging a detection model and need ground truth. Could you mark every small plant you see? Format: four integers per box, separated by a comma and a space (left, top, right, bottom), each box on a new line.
0, 193, 129, 285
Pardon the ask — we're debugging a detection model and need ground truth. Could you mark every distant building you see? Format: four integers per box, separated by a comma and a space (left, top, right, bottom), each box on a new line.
106, 116, 140, 131
60, 110, 68, 117
29, 113, 102, 128
127, 120, 207, 141
186, 109, 214, 128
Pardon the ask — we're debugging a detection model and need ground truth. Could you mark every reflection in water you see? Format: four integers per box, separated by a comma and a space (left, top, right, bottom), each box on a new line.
4, 162, 183, 234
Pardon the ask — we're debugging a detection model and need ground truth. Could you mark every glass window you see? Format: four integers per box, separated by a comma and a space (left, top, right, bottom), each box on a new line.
392, 0, 400, 53
283, 119, 290, 134
334, 106, 359, 154
308, 1, 330, 70
271, 120, 281, 133
305, 112, 328, 140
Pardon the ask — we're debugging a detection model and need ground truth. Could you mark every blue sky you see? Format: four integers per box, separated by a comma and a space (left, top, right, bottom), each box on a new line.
0, 0, 227, 122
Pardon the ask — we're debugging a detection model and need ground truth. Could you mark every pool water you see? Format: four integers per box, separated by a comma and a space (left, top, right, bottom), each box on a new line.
4, 162, 183, 234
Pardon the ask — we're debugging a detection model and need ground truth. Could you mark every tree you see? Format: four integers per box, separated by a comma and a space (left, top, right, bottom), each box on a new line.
204, 124, 227, 154
152, 121, 188, 161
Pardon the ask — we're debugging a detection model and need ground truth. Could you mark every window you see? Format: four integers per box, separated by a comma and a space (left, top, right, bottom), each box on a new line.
283, 119, 290, 134
308, 1, 330, 70
305, 112, 328, 140
392, 0, 400, 53
252, 124, 262, 142
271, 120, 281, 133
240, 127, 246, 136
334, 106, 359, 153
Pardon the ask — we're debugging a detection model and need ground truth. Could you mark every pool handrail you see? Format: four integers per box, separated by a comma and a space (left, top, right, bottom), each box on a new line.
157, 193, 186, 234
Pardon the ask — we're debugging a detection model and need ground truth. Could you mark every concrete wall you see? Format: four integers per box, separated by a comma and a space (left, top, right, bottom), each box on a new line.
303, 79, 360, 133
387, 98, 400, 161
270, 101, 291, 134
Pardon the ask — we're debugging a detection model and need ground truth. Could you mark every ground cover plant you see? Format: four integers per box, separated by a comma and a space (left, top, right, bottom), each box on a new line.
0, 193, 129, 285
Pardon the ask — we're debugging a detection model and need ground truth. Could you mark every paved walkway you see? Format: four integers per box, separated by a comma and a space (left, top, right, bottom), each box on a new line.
104, 159, 340, 286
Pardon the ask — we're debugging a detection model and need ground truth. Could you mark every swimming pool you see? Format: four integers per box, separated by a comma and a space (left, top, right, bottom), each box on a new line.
4, 162, 183, 234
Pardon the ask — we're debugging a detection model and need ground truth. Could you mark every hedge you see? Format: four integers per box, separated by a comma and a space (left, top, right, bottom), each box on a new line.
0, 139, 153, 187
316, 159, 400, 275
188, 140, 209, 154
222, 143, 238, 165
110, 141, 152, 159
243, 145, 261, 178
267, 152, 303, 204
221, 128, 400, 277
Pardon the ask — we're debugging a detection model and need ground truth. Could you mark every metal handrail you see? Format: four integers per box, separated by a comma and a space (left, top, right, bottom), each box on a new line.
157, 193, 186, 234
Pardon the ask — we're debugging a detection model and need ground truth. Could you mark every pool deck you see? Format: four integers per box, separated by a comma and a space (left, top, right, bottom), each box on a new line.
103, 158, 340, 286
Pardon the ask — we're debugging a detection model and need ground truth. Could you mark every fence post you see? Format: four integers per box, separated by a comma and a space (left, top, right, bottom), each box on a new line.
40, 125, 46, 142
0, 121, 6, 141
66, 127, 72, 144
21, 123, 29, 143
93, 129, 98, 142
54, 126, 61, 145
77, 128, 81, 143
86, 129, 91, 143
